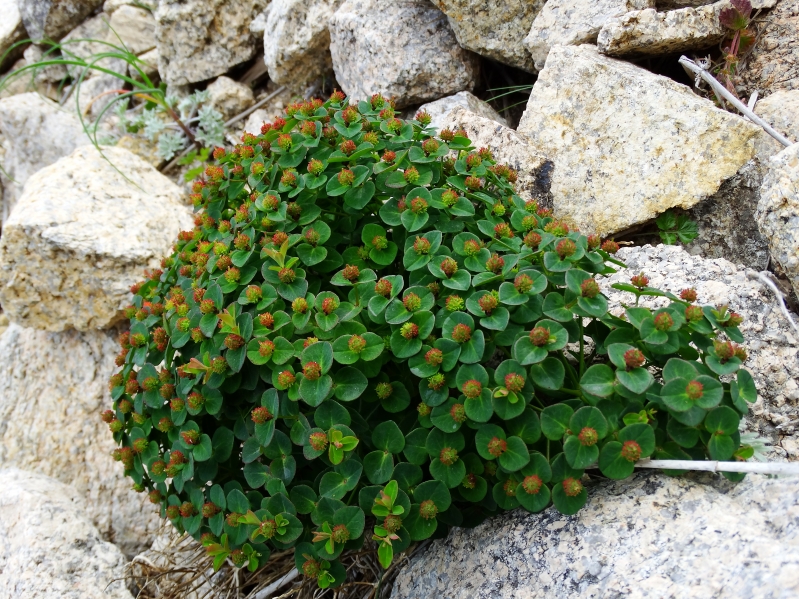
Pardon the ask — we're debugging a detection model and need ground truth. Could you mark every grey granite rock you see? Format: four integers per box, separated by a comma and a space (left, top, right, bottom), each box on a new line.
602, 244, 799, 459
429, 0, 545, 72
0, 93, 89, 217
0, 468, 134, 598
684, 158, 770, 270
206, 75, 254, 120
154, 0, 267, 85
757, 143, 799, 296
440, 106, 551, 206
18, 0, 105, 41
61, 11, 111, 67
262, 0, 343, 88
732, 0, 799, 96
597, 3, 725, 56
329, 0, 479, 108
0, 324, 161, 556
418, 91, 507, 131
517, 45, 760, 237
524, 0, 655, 71
0, 145, 192, 331
391, 472, 799, 599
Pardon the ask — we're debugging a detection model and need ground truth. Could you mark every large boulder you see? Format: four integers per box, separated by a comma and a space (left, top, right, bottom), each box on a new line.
154, 0, 267, 85
0, 145, 192, 332
524, 0, 655, 71
0, 468, 133, 599
329, 0, 479, 108
517, 45, 761, 237
262, 0, 344, 88
0, 323, 161, 556
429, 0, 545, 72
602, 244, 799, 458
756, 143, 799, 297
440, 106, 551, 206
684, 159, 770, 270
417, 91, 507, 131
732, 0, 799, 97
107, 4, 156, 55
753, 90, 799, 161
18, 0, 104, 41
0, 0, 27, 70
597, 3, 726, 57
391, 472, 799, 598
0, 93, 89, 215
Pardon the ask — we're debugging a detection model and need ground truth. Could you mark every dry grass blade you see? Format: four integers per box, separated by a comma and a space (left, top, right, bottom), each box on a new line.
120, 524, 431, 599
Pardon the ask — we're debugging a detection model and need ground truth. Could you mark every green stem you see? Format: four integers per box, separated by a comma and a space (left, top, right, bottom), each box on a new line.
578, 320, 585, 378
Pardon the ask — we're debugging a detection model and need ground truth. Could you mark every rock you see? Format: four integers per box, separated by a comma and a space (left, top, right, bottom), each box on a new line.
107, 4, 156, 55
602, 244, 799, 457
103, 0, 156, 13
0, 145, 192, 332
0, 0, 27, 70
418, 91, 507, 131
753, 90, 799, 161
757, 143, 799, 296
154, 0, 266, 86
18, 0, 105, 41
429, 0, 545, 72
0, 468, 134, 599
262, 0, 343, 88
524, 0, 655, 71
732, 0, 799, 96
206, 75, 254, 121
517, 45, 761, 237
329, 0, 479, 108
61, 12, 112, 70
391, 472, 799, 599
75, 68, 128, 118
597, 4, 725, 57
0, 93, 89, 214
440, 106, 552, 206
684, 158, 770, 270
0, 324, 161, 556
0, 312, 8, 337
16, 44, 69, 101
657, 0, 776, 8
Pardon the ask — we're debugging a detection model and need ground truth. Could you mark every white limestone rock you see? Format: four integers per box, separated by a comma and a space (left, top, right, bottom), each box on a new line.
418, 91, 507, 131
154, 0, 267, 85
756, 143, 799, 296
0, 324, 161, 556
429, 0, 546, 72
597, 4, 726, 57
0, 468, 134, 599
0, 93, 89, 214
0, 0, 27, 70
262, 0, 344, 88
753, 90, 799, 161
107, 4, 156, 55
524, 0, 655, 71
206, 75, 254, 120
517, 45, 761, 237
0, 145, 193, 332
329, 0, 480, 108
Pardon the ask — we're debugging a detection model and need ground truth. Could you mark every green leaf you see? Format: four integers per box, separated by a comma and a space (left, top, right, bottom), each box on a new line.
498, 436, 530, 471
705, 406, 740, 436
332, 367, 368, 401
372, 420, 405, 453
363, 451, 394, 484
319, 472, 349, 500
541, 404, 573, 440
529, 357, 565, 391
616, 368, 653, 395
563, 436, 598, 470
580, 364, 615, 398
551, 480, 587, 515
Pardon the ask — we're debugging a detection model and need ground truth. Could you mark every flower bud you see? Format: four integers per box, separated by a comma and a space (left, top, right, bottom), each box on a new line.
251, 406, 274, 425
451, 323, 472, 344
486, 253, 505, 274
376, 382, 393, 399
461, 379, 482, 399
624, 348, 645, 370
562, 477, 583, 497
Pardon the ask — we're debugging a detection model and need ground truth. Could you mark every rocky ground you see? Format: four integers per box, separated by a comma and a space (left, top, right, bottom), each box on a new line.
0, 0, 797, 597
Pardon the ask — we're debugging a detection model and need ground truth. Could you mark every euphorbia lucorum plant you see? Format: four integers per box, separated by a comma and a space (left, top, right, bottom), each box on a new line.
105, 91, 757, 587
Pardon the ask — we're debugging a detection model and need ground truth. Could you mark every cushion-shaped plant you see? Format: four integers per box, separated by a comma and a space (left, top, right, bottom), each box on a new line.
106, 92, 757, 587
